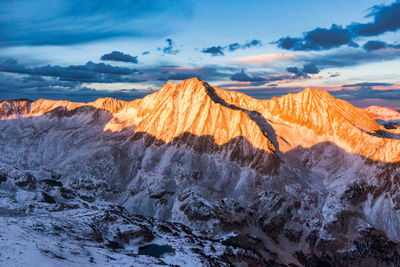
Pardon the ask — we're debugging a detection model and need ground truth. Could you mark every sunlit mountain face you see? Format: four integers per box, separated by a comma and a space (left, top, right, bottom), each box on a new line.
1, 78, 400, 265
1, 0, 400, 266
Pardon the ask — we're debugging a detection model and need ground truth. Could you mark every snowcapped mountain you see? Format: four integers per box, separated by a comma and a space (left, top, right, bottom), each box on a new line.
1, 78, 400, 266
366, 106, 400, 121
366, 105, 400, 130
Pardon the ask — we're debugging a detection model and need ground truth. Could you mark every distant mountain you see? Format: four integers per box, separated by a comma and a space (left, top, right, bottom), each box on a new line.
366, 105, 400, 121
366, 105, 400, 130
1, 78, 400, 266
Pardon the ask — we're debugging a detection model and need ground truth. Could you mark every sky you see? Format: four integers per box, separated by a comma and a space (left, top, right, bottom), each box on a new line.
0, 0, 400, 107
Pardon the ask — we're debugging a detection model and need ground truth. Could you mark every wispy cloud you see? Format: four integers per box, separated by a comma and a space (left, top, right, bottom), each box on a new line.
158, 38, 180, 55
202, 39, 262, 56
235, 54, 293, 65
298, 46, 400, 68
0, 0, 193, 46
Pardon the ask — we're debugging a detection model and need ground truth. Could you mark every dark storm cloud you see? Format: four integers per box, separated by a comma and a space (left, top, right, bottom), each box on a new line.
202, 39, 262, 56
275, 1, 400, 51
0, 59, 141, 83
159, 38, 180, 55
101, 51, 138, 63
0, 0, 193, 46
231, 70, 266, 82
286, 63, 320, 77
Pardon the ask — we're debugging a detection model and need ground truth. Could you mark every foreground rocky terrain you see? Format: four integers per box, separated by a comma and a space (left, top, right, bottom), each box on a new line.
2, 78, 400, 266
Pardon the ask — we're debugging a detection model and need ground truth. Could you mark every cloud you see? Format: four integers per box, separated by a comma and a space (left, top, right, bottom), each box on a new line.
276, 25, 356, 51
159, 38, 180, 55
231, 70, 266, 82
0, 0, 193, 46
299, 46, 400, 68
0, 73, 151, 102
363, 40, 388, 51
227, 40, 262, 52
235, 54, 294, 65
142, 51, 150, 55
332, 86, 400, 101
141, 65, 236, 82
0, 61, 238, 101
241, 39, 262, 49
286, 63, 320, 77
362, 40, 400, 51
202, 46, 225, 56
218, 74, 303, 89
348, 1, 400, 37
342, 82, 393, 87
302, 63, 320, 74
202, 39, 262, 56
168, 73, 198, 80
101, 51, 138, 63
0, 59, 140, 83
275, 1, 400, 51
227, 43, 241, 52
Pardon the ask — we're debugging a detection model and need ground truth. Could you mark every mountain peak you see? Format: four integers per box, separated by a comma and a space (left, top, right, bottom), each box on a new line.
296, 87, 336, 101
158, 77, 207, 96
90, 97, 127, 113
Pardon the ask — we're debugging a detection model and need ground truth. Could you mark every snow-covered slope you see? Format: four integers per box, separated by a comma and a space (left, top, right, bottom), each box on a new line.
1, 78, 400, 266
366, 105, 400, 121
366, 105, 400, 131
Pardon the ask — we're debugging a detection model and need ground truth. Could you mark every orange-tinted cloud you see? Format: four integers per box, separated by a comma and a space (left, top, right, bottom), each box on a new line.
235, 54, 294, 65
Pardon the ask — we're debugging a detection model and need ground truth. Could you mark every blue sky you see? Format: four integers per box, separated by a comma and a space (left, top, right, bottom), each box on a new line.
0, 0, 399, 107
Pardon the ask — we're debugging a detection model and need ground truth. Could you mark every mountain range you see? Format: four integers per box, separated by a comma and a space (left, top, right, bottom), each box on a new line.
1, 78, 400, 266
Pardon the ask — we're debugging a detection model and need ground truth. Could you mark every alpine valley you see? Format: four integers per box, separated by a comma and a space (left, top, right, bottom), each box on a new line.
2, 77, 400, 266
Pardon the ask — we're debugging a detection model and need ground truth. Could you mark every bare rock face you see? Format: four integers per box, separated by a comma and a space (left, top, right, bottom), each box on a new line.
2, 78, 400, 266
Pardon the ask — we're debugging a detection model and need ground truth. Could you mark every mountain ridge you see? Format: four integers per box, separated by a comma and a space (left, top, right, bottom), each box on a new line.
1, 77, 399, 164
2, 78, 400, 265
